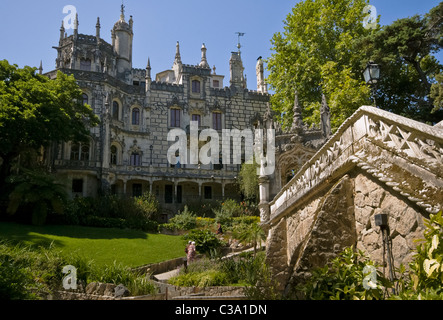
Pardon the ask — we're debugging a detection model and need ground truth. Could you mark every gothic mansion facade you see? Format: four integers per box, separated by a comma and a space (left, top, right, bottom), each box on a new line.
45, 8, 272, 217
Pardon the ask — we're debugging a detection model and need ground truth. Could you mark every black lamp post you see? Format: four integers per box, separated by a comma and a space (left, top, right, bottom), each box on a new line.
363, 61, 380, 106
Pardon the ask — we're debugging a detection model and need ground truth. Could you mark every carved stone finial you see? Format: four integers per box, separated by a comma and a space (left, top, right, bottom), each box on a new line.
321, 93, 331, 138
291, 90, 304, 134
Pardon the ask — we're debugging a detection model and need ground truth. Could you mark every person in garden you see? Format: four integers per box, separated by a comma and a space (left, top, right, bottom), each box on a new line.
187, 241, 196, 265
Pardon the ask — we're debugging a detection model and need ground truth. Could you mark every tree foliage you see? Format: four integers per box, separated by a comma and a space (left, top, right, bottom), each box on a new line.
267, 0, 443, 130
360, 2, 443, 123
0, 60, 99, 190
7, 169, 68, 225
238, 160, 259, 202
266, 0, 373, 132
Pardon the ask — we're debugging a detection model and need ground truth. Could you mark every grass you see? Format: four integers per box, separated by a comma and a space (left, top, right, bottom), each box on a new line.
0, 222, 186, 268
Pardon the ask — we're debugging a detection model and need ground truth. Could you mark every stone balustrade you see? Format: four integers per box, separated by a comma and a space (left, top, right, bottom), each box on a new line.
268, 105, 443, 224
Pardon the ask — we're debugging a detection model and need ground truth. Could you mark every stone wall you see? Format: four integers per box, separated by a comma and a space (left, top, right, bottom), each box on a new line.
264, 106, 443, 297
266, 171, 428, 296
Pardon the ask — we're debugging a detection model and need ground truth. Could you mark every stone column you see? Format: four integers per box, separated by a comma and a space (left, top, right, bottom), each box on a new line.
258, 174, 270, 223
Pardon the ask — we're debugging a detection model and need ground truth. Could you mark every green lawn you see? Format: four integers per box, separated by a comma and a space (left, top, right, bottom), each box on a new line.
0, 222, 186, 268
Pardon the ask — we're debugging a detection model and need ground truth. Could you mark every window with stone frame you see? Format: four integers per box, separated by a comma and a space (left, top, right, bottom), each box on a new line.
70, 142, 90, 161
130, 152, 141, 166
72, 179, 83, 194
170, 108, 181, 127
213, 112, 222, 130
82, 93, 89, 105
192, 80, 201, 93
132, 108, 140, 125
110, 145, 118, 165
192, 114, 201, 127
112, 101, 120, 120
213, 80, 220, 88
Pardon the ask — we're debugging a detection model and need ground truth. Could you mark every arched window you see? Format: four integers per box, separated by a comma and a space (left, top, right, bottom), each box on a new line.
82, 93, 89, 105
80, 143, 90, 161
70, 143, 80, 160
112, 101, 119, 120
132, 108, 140, 125
192, 80, 201, 93
110, 145, 118, 165
70, 142, 90, 161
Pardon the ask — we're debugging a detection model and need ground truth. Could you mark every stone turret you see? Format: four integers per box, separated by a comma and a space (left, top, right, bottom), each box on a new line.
172, 41, 182, 84
112, 4, 133, 82
199, 43, 210, 68
229, 51, 245, 89
256, 57, 268, 93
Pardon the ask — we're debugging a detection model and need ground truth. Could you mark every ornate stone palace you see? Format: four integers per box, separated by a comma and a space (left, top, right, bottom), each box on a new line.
43, 6, 331, 219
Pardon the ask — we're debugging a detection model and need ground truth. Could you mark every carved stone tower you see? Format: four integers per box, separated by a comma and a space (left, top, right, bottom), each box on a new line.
112, 4, 133, 83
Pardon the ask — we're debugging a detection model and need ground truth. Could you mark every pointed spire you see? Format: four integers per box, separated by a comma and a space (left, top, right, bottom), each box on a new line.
146, 58, 151, 77
73, 13, 79, 38
199, 43, 209, 68
174, 41, 182, 64
96, 17, 101, 39
129, 15, 133, 30
321, 93, 331, 138
291, 90, 304, 133
120, 2, 125, 21
38, 61, 43, 75
74, 13, 79, 30
60, 20, 65, 42
145, 58, 152, 93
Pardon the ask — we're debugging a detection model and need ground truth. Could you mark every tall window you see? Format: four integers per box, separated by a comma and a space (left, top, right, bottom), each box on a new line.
130, 152, 141, 166
170, 109, 181, 127
213, 112, 222, 130
112, 101, 119, 120
192, 114, 201, 127
110, 145, 118, 165
192, 80, 201, 93
70, 143, 80, 160
80, 143, 90, 161
132, 108, 140, 125
82, 93, 89, 105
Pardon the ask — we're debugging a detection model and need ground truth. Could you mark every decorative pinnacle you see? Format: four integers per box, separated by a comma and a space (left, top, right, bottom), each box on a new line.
120, 2, 125, 20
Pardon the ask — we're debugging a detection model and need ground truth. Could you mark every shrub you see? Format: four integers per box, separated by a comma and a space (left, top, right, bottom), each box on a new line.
0, 259, 37, 300
297, 246, 389, 300
62, 193, 159, 232
392, 211, 443, 300
167, 206, 197, 231
183, 229, 225, 256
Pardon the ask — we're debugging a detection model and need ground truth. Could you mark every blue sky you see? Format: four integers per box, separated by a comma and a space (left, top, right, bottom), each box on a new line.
0, 0, 441, 88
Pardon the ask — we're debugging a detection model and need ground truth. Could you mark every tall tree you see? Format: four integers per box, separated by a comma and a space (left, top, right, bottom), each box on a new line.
361, 2, 443, 123
266, 0, 374, 132
0, 60, 99, 193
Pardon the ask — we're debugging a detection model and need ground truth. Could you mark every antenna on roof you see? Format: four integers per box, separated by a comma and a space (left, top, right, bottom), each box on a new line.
236, 32, 245, 54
